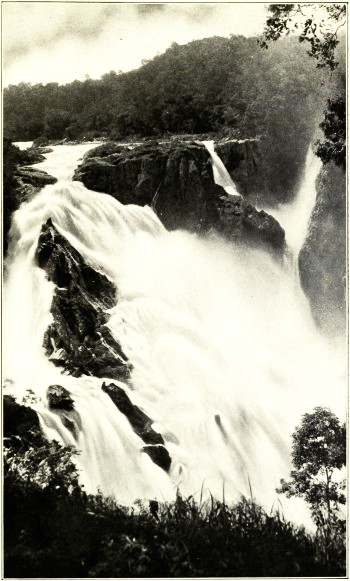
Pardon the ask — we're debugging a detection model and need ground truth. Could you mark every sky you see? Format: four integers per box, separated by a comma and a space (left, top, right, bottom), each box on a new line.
2, 2, 269, 86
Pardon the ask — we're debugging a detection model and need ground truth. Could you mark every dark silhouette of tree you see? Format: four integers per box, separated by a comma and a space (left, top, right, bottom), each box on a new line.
259, 4, 346, 70
315, 96, 345, 169
277, 407, 346, 529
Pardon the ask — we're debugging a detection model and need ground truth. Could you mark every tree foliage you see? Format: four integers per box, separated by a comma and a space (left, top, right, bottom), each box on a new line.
277, 407, 346, 529
259, 4, 346, 169
259, 3, 346, 70
315, 96, 345, 169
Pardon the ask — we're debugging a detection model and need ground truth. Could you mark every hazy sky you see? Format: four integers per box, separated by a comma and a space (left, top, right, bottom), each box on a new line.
3, 2, 269, 86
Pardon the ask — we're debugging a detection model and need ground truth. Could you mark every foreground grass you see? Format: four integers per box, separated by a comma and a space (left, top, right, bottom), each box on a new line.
5, 480, 346, 577
4, 406, 346, 578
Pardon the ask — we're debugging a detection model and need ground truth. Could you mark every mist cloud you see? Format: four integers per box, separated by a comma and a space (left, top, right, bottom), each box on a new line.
3, 3, 267, 86
3, 4, 119, 62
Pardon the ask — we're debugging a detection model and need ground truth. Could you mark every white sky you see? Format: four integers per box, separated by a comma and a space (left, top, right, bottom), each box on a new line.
2, 2, 269, 86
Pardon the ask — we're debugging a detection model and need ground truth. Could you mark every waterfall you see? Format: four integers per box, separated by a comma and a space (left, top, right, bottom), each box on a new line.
4, 143, 345, 526
202, 140, 241, 196
267, 147, 322, 258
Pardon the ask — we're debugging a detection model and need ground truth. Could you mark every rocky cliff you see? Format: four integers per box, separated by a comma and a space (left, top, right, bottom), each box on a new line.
299, 163, 346, 334
36, 218, 130, 380
74, 140, 285, 256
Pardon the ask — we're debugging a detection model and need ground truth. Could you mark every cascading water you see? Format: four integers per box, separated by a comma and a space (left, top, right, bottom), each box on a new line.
202, 140, 241, 196
267, 146, 322, 274
4, 143, 345, 526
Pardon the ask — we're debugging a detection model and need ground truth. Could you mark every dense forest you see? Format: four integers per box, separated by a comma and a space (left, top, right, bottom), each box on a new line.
3, 36, 341, 141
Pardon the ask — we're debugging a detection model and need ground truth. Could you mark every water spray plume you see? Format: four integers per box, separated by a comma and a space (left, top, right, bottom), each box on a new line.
4, 142, 345, 527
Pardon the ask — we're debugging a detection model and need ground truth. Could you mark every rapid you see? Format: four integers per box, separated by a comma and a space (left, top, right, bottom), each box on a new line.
4, 142, 346, 526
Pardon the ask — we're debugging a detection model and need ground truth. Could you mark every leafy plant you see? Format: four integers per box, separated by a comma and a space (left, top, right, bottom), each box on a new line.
277, 407, 346, 529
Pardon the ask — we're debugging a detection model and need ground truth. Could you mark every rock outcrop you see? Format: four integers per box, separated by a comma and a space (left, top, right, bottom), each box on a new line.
299, 163, 346, 334
35, 220, 170, 470
47, 384, 74, 411
215, 139, 263, 202
74, 140, 285, 256
15, 167, 57, 188
102, 382, 171, 471
214, 194, 285, 254
46, 385, 82, 440
36, 219, 130, 380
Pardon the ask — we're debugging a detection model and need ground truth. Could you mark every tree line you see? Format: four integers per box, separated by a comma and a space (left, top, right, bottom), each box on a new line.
4, 35, 344, 200
4, 35, 341, 142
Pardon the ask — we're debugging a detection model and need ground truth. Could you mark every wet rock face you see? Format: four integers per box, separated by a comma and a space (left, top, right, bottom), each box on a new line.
74, 141, 285, 256
16, 167, 57, 188
152, 144, 222, 232
214, 194, 285, 256
75, 142, 168, 206
36, 219, 130, 380
3, 139, 57, 254
216, 139, 263, 202
299, 163, 346, 334
47, 385, 74, 411
102, 382, 171, 472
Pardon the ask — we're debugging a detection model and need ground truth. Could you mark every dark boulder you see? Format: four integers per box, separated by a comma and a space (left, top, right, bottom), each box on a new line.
16, 167, 57, 188
18, 146, 46, 166
47, 385, 74, 411
299, 163, 346, 334
36, 219, 130, 380
142, 445, 172, 472
102, 382, 171, 471
214, 194, 285, 255
46, 386, 82, 440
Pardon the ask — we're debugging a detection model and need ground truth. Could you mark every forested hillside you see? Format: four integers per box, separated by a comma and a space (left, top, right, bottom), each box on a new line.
4, 35, 335, 140
4, 35, 343, 200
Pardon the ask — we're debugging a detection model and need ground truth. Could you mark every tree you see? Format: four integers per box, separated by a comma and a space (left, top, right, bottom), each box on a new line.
259, 4, 346, 71
277, 407, 346, 529
259, 4, 346, 169
315, 96, 345, 169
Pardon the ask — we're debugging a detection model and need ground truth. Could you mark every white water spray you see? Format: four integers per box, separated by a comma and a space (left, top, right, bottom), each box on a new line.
267, 147, 322, 258
4, 143, 345, 525
202, 140, 241, 196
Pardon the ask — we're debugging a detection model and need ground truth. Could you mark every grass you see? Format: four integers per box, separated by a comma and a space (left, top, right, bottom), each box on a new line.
4, 413, 346, 578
